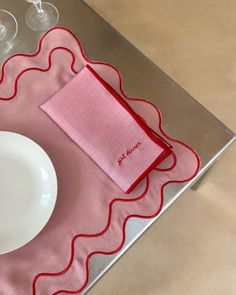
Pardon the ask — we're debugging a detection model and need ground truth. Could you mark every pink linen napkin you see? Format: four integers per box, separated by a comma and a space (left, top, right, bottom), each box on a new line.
41, 64, 172, 193
0, 27, 200, 295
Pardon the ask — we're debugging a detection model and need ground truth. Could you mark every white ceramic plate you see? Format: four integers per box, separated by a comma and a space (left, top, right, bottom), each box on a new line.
0, 132, 57, 254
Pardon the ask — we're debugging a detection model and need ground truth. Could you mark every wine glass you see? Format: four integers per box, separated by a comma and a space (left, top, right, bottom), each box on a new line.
0, 10, 18, 51
25, 0, 59, 31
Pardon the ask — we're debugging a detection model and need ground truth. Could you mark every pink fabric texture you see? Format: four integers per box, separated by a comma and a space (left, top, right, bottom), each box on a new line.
0, 27, 200, 295
41, 64, 171, 193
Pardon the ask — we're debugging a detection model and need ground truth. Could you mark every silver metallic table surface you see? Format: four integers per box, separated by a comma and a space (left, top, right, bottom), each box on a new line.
0, 1, 235, 294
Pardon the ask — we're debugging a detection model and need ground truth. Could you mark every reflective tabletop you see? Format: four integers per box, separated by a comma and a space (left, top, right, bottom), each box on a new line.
0, 0, 235, 294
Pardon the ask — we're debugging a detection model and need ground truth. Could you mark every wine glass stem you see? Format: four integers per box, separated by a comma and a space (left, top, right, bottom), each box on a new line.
0, 21, 6, 40
33, 1, 46, 17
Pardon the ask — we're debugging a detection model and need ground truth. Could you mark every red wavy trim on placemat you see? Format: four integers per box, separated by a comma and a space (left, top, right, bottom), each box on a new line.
0, 27, 200, 295
34, 176, 150, 295
155, 152, 177, 172
0, 47, 77, 100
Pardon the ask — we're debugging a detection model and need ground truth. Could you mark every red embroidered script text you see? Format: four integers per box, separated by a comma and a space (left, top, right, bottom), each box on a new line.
118, 142, 142, 166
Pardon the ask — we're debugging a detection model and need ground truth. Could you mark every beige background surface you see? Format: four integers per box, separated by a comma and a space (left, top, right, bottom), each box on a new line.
84, 1, 236, 294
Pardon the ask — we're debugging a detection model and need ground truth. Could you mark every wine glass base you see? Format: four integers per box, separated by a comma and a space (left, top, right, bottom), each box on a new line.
25, 2, 59, 32
0, 10, 18, 49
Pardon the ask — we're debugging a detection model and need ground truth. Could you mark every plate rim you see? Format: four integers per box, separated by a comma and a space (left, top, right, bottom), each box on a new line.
0, 131, 58, 254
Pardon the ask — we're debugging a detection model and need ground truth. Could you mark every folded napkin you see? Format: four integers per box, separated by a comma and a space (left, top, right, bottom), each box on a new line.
41, 64, 172, 193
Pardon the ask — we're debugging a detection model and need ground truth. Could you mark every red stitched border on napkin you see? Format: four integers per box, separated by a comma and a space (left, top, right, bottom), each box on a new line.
86, 64, 173, 193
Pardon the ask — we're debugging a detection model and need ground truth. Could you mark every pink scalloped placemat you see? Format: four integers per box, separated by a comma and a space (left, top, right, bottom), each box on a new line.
0, 27, 200, 295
